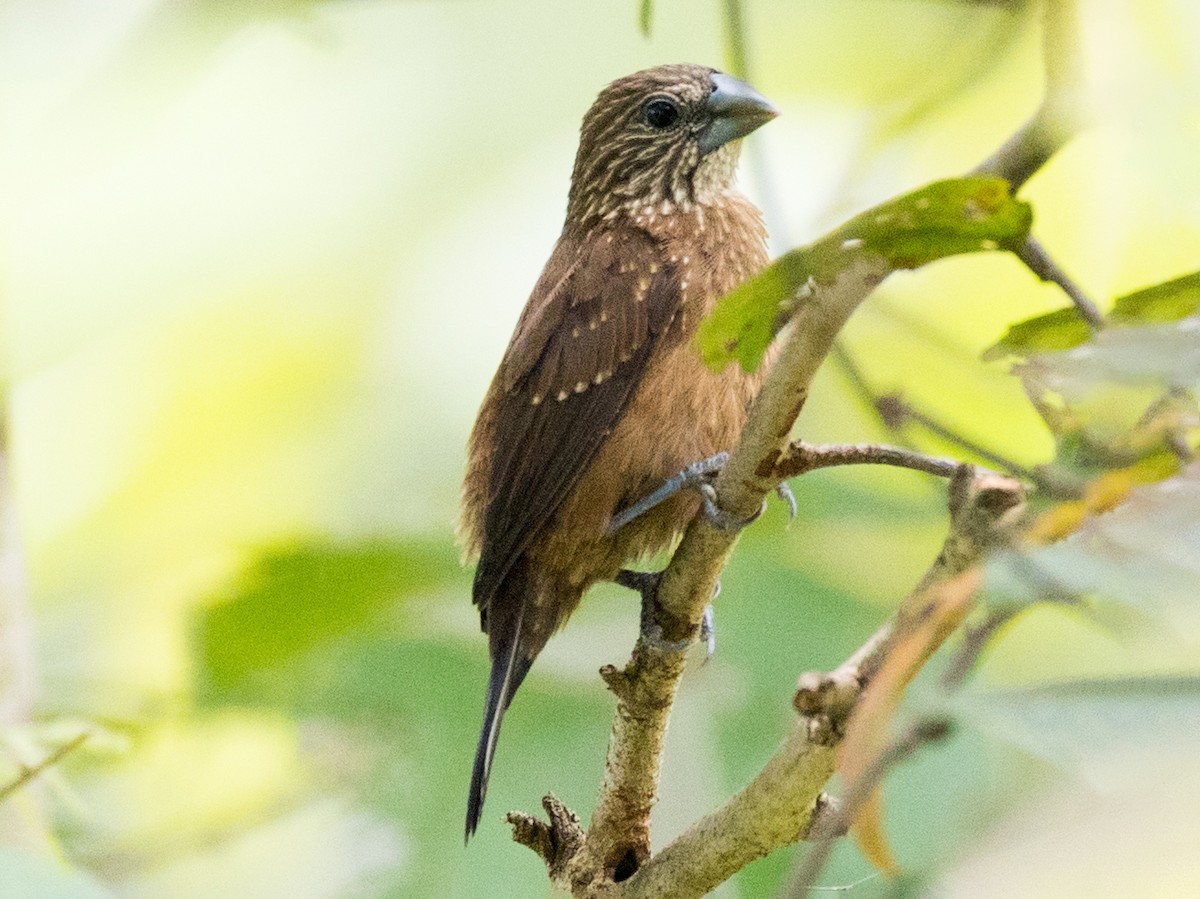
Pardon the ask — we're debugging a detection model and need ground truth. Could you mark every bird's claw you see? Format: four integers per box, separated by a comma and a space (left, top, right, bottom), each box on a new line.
608, 452, 730, 534
776, 481, 797, 520
700, 604, 716, 662
698, 483, 766, 534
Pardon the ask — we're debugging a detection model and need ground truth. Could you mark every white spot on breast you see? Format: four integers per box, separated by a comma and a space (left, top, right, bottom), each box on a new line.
572, 326, 581, 338
589, 319, 598, 330
574, 381, 588, 393
531, 394, 543, 405
556, 390, 569, 401
842, 238, 864, 250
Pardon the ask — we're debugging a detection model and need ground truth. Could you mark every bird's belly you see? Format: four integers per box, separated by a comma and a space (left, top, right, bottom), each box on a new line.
530, 337, 760, 608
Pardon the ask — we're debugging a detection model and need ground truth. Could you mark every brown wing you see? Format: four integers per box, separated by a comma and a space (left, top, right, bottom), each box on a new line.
472, 227, 679, 614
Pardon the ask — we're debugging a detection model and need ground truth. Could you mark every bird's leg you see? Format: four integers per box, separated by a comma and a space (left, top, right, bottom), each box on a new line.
615, 568, 661, 599
608, 452, 729, 534
610, 453, 798, 536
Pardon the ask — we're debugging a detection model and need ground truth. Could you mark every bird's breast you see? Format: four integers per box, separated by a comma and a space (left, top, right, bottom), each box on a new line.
531, 196, 769, 595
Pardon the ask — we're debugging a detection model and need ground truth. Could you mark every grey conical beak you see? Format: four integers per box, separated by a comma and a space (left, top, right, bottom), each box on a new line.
698, 72, 778, 155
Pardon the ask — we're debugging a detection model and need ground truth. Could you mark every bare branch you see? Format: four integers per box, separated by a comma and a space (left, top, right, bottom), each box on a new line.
618, 469, 1024, 899
773, 441, 962, 481
796, 467, 1024, 711
1016, 236, 1103, 330
618, 719, 838, 899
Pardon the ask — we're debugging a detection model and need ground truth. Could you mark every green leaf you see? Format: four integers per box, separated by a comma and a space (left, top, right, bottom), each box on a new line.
195, 538, 461, 697
982, 307, 1092, 360
698, 176, 1032, 371
1111, 270, 1200, 324
638, 0, 653, 36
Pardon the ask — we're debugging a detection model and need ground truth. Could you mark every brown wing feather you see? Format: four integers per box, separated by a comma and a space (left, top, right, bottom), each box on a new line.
472, 227, 678, 614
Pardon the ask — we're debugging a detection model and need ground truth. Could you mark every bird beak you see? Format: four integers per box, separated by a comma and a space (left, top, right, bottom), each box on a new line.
698, 72, 778, 155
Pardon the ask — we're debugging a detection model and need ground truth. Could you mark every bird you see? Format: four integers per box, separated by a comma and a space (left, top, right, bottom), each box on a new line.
459, 63, 777, 840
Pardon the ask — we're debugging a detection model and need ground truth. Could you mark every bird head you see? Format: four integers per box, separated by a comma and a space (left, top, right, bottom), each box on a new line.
567, 64, 777, 229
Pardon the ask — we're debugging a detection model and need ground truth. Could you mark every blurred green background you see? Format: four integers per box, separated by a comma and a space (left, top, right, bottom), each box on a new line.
1, 1, 1199, 896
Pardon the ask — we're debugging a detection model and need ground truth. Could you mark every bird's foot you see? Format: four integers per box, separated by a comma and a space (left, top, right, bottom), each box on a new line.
609, 453, 796, 536
696, 482, 765, 534
608, 452, 729, 534
698, 480, 797, 533
618, 570, 721, 659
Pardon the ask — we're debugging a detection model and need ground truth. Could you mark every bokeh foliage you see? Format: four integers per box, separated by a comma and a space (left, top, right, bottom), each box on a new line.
2, 1, 1199, 897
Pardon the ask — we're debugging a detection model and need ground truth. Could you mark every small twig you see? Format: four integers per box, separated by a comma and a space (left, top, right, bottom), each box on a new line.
797, 468, 1025, 716
0, 732, 89, 802
786, 717, 953, 897
1016, 236, 1104, 330
940, 606, 1020, 688
807, 872, 882, 893
972, 111, 1064, 194
774, 441, 962, 481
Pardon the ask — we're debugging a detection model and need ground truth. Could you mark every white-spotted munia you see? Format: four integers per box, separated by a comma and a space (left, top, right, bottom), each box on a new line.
459, 63, 777, 840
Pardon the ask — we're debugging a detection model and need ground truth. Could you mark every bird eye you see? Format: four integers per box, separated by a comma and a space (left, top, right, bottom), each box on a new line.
641, 98, 680, 129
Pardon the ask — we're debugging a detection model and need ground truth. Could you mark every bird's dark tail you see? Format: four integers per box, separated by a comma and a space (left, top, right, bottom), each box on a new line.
465, 570, 535, 842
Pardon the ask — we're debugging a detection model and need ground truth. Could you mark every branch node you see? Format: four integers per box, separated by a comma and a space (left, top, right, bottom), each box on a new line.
875, 392, 909, 430
600, 664, 632, 700
803, 713, 839, 747
506, 794, 585, 881
793, 669, 861, 725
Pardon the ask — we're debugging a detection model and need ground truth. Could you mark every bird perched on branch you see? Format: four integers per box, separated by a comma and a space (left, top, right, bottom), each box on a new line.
460, 63, 777, 839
